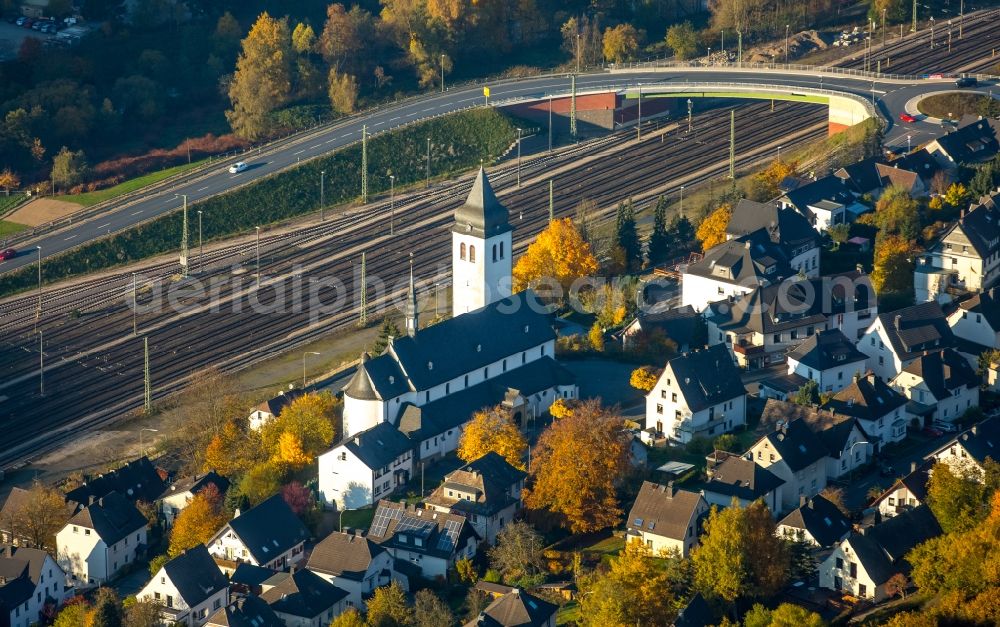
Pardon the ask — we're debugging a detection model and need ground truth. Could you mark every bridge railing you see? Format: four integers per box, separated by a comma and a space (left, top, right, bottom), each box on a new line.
612, 59, 999, 82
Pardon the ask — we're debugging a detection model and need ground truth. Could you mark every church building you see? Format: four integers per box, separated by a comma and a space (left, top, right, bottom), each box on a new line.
318, 169, 578, 510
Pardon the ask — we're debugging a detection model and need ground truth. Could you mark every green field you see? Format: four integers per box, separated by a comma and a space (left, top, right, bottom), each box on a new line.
0, 193, 27, 216
0, 220, 27, 238
62, 160, 208, 207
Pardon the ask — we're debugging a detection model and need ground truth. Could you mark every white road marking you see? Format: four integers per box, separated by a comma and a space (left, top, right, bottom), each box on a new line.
197, 186, 209, 192
341, 133, 350, 138
310, 143, 322, 149
373, 121, 384, 126
405, 112, 416, 117
96, 223, 110, 229
293, 150, 305, 155
64, 234, 77, 241
390, 116, 400, 121
326, 139, 335, 143
131, 210, 143, 216
422, 108, 433, 112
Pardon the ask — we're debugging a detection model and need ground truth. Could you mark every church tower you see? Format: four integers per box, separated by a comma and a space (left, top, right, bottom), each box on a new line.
452, 168, 513, 317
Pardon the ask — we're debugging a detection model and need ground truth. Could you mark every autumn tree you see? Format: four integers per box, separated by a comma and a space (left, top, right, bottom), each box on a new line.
239, 462, 284, 505
666, 22, 699, 59
203, 418, 264, 477
560, 15, 603, 69
488, 521, 545, 586
457, 405, 527, 470
588, 322, 605, 352
262, 391, 339, 463
696, 204, 732, 251
885, 573, 909, 599
330, 607, 366, 627
328, 69, 359, 115
319, 3, 375, 76
523, 400, 629, 533
792, 379, 820, 406
123, 596, 163, 627
693, 500, 790, 603
925, 461, 993, 533
168, 484, 227, 557
226, 12, 292, 140
548, 398, 573, 419
54, 602, 90, 627
873, 186, 921, 241
746, 159, 797, 202
1, 482, 67, 550
167, 367, 251, 474
366, 581, 412, 627
578, 540, 680, 626
870, 0, 908, 23
742, 603, 825, 627
871, 234, 915, 293
512, 217, 598, 294
0, 168, 19, 195
413, 589, 453, 627
51, 146, 88, 190
630, 366, 659, 392
943, 182, 971, 209
91, 587, 123, 627
602, 24, 640, 63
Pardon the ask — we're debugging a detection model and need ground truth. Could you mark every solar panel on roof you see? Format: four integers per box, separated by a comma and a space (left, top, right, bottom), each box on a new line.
370, 506, 403, 538
437, 519, 462, 552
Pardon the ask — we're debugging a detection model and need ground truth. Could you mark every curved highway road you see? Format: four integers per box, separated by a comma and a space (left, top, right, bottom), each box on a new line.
0, 66, 994, 276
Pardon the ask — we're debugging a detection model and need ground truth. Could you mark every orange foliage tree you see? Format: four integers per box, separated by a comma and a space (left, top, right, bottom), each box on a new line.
696, 204, 732, 251
871, 235, 916, 293
629, 366, 660, 392
457, 405, 527, 470
513, 218, 598, 294
523, 400, 629, 533
167, 484, 227, 557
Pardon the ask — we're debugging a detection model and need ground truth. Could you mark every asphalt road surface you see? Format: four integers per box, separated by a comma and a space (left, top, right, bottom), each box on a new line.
0, 66, 992, 276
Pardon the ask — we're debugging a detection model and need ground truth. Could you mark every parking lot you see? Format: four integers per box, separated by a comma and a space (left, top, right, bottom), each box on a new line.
0, 20, 55, 59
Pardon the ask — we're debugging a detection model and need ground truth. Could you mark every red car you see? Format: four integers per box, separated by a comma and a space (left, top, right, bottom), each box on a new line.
0, 248, 16, 261
922, 426, 944, 438
899, 113, 917, 123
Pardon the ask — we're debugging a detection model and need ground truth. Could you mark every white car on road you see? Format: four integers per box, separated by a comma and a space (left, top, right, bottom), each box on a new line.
228, 161, 248, 174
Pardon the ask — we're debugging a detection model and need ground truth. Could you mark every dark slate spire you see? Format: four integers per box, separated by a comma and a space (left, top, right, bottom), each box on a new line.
406, 254, 418, 338
344, 352, 379, 401
453, 167, 512, 237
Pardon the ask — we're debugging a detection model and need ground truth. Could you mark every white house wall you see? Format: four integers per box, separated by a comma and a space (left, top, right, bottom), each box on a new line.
948, 308, 1000, 348
681, 273, 756, 312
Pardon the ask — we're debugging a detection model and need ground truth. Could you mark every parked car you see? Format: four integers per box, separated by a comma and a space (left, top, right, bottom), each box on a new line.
21, 18, 34, 28
956, 76, 978, 88
922, 426, 944, 438
932, 420, 958, 433
228, 161, 248, 174
15, 16, 26, 26
899, 113, 917, 123
0, 248, 17, 261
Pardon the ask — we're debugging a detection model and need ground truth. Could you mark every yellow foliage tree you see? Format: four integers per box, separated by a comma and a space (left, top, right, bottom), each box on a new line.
523, 400, 629, 533
168, 485, 227, 557
579, 539, 680, 626
696, 204, 732, 251
943, 182, 970, 209
457, 406, 527, 470
588, 322, 604, 352
226, 12, 292, 139
327, 68, 358, 114
602, 24, 640, 63
274, 431, 312, 468
871, 235, 916, 293
512, 218, 598, 294
629, 366, 659, 392
290, 22, 316, 54
203, 418, 265, 477
548, 398, 573, 419
262, 391, 339, 462
0, 169, 20, 195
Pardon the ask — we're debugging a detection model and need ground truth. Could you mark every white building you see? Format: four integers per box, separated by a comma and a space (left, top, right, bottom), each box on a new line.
248, 389, 303, 431
137, 545, 229, 627
890, 348, 980, 424
825, 373, 909, 449
947, 288, 1000, 348
777, 494, 852, 547
306, 530, 406, 611
682, 234, 795, 312
871, 460, 933, 518
748, 419, 831, 512
645, 344, 747, 444
700, 457, 784, 515
724, 199, 821, 277
452, 167, 513, 317
158, 472, 229, 529
207, 495, 309, 571
819, 506, 941, 601
365, 501, 479, 580
625, 481, 709, 558
786, 328, 868, 393
318, 422, 415, 510
56, 491, 148, 588
857, 302, 955, 381
929, 416, 1000, 475
260, 569, 349, 627
924, 117, 1000, 171
914, 188, 1000, 303
0, 546, 72, 627
779, 175, 869, 231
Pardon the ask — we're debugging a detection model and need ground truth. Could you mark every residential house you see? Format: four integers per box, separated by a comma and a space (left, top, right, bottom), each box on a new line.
700, 457, 785, 514
366, 501, 479, 580
893, 149, 944, 189
306, 530, 405, 610
779, 175, 870, 230
819, 505, 942, 601
645, 345, 747, 444
158, 472, 230, 528
318, 421, 415, 509
619, 305, 703, 353
890, 348, 980, 424
871, 460, 933, 518
0, 489, 76, 549
227, 563, 275, 595
825, 373, 909, 449
0, 545, 71, 627
55, 492, 147, 588
777, 495, 852, 547
947, 288, 1000, 349
423, 452, 526, 545
748, 419, 832, 512
914, 188, 1000, 302
758, 372, 812, 402
137, 545, 229, 627
858, 301, 956, 381
930, 416, 1000, 475
925, 116, 1000, 170
64, 456, 167, 511
724, 199, 821, 277
248, 389, 304, 431
786, 329, 868, 393
706, 272, 875, 369
673, 593, 714, 627
205, 596, 282, 627
681, 231, 797, 312
625, 481, 709, 558
834, 157, 928, 199
207, 495, 309, 570
260, 569, 349, 627
463, 588, 557, 627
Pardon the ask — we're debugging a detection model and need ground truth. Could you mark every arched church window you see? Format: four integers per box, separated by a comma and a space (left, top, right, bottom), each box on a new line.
460, 242, 466, 260
470, 245, 476, 262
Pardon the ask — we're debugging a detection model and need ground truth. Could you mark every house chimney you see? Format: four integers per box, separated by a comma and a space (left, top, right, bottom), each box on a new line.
799, 495, 808, 508
666, 481, 675, 497
233, 508, 241, 518
343, 527, 353, 535
894, 314, 902, 330
971, 425, 978, 436
911, 461, 918, 473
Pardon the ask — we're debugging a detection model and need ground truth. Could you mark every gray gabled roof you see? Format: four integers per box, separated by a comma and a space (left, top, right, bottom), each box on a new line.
782, 175, 856, 215
956, 288, 1000, 332
66, 491, 148, 545
845, 504, 942, 585
465, 588, 558, 627
261, 569, 347, 619
933, 116, 1000, 164
367, 500, 479, 559
900, 348, 979, 400
685, 231, 794, 287
626, 481, 705, 542
757, 419, 830, 472
64, 456, 166, 508
725, 199, 819, 250
424, 451, 526, 517
826, 373, 908, 422
306, 531, 385, 581
937, 415, 1000, 466
453, 168, 512, 238
161, 545, 228, 608
158, 471, 229, 501
220, 495, 309, 564
665, 345, 745, 412
876, 301, 955, 360
787, 328, 867, 371
703, 457, 785, 502
342, 421, 414, 470
778, 494, 851, 547
206, 596, 282, 627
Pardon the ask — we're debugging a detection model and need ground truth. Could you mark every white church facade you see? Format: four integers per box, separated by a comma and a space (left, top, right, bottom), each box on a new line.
319, 169, 578, 509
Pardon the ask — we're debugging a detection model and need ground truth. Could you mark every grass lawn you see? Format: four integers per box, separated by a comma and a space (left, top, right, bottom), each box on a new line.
62, 159, 207, 207
556, 601, 581, 625
0, 220, 27, 238
917, 92, 999, 121
0, 193, 27, 216
338, 507, 376, 532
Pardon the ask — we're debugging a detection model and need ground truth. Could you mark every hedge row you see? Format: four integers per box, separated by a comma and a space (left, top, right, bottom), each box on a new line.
0, 108, 519, 298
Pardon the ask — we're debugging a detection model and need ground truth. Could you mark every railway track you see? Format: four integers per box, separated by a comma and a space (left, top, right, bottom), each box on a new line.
0, 102, 827, 468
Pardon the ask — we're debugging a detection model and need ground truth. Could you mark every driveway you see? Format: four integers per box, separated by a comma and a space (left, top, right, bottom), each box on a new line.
840, 431, 950, 511
562, 358, 644, 410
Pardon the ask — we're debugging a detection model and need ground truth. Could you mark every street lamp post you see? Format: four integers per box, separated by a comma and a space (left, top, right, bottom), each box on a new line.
425, 138, 431, 188
516, 128, 522, 188
139, 428, 158, 457
132, 272, 138, 336
255, 226, 261, 286
197, 210, 203, 274
303, 351, 320, 388
882, 8, 887, 52
687, 99, 693, 132
320, 170, 326, 221
35, 245, 41, 327
679, 185, 685, 216
930, 16, 935, 48
548, 96, 553, 152
389, 174, 395, 235
721, 29, 725, 56
38, 329, 43, 396
777, 145, 783, 161
576, 33, 581, 73
784, 24, 789, 65
440, 54, 445, 93
907, 134, 912, 151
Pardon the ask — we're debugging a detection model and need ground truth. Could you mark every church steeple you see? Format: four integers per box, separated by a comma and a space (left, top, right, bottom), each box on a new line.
406, 253, 418, 337
453, 167, 512, 237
